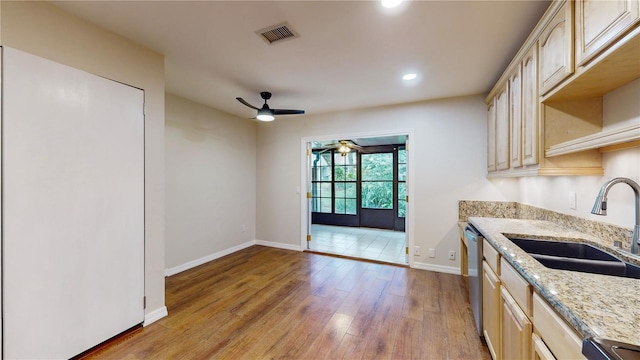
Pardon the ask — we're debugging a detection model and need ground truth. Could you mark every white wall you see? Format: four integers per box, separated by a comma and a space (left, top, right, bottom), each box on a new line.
165, 93, 257, 272
256, 95, 518, 270
519, 79, 640, 229
0, 1, 166, 320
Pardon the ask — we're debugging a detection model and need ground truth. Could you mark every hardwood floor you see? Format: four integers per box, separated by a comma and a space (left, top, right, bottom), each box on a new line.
81, 246, 491, 360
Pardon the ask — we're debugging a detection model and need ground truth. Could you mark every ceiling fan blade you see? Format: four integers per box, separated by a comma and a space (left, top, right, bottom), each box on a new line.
273, 109, 305, 115
236, 97, 260, 110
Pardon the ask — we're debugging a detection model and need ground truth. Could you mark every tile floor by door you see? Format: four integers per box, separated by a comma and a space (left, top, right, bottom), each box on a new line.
309, 224, 408, 265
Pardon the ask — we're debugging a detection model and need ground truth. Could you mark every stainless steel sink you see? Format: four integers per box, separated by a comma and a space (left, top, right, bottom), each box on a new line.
508, 238, 640, 279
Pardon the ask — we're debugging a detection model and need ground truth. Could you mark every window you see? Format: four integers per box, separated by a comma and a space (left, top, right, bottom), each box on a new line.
361, 153, 393, 209
398, 147, 406, 217
333, 152, 357, 215
311, 152, 332, 213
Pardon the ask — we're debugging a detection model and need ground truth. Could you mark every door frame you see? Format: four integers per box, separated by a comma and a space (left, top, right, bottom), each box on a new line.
300, 129, 415, 267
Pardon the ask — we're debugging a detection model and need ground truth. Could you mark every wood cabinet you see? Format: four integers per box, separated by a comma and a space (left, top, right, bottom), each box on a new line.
500, 286, 532, 360
521, 45, 539, 166
487, 101, 496, 172
483, 261, 501, 360
575, 0, 640, 66
531, 293, 585, 359
495, 86, 510, 170
509, 65, 523, 168
532, 333, 556, 360
485, 0, 640, 177
481, 239, 586, 360
539, 0, 574, 95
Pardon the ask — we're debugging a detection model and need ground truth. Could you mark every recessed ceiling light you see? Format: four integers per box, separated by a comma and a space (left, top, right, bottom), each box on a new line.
381, 0, 402, 8
402, 73, 417, 81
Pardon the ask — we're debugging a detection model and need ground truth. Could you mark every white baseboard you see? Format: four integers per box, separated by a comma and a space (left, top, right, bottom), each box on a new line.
412, 261, 461, 275
164, 241, 255, 277
143, 306, 168, 326
254, 239, 302, 252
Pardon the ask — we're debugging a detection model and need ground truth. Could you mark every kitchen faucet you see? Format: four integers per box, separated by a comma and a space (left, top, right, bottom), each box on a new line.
591, 177, 640, 255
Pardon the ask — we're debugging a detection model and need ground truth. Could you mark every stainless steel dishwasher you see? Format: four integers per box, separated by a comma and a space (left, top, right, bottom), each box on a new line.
464, 223, 483, 337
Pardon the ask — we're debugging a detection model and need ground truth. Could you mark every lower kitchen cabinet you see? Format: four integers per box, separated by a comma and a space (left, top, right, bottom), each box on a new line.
501, 286, 532, 360
532, 333, 556, 360
482, 239, 586, 360
483, 261, 501, 360
531, 292, 585, 359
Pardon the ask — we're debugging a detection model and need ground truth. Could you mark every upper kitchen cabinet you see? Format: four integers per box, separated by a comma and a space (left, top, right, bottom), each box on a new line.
521, 46, 539, 167
575, 0, 640, 66
509, 64, 523, 169
485, 0, 640, 177
495, 85, 510, 171
487, 101, 497, 172
539, 1, 574, 96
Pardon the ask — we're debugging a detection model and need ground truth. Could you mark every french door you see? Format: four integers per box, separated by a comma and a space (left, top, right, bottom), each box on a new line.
311, 145, 406, 231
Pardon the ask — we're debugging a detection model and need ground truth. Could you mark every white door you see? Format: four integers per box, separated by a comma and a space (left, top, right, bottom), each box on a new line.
2, 47, 145, 359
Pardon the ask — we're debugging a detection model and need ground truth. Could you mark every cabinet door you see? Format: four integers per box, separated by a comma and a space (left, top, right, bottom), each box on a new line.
539, 0, 574, 95
532, 333, 556, 360
521, 45, 539, 166
495, 85, 510, 170
483, 262, 501, 360
487, 101, 497, 172
509, 65, 523, 168
576, 0, 640, 66
501, 286, 532, 360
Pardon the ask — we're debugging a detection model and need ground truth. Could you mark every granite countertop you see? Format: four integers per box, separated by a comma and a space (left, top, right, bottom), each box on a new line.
468, 217, 640, 347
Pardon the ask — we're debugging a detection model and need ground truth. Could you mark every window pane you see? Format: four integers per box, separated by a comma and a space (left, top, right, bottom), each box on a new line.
345, 183, 356, 198
345, 151, 357, 164
398, 201, 406, 217
398, 148, 406, 164
345, 165, 357, 181
398, 164, 406, 181
319, 152, 332, 166
335, 183, 345, 198
335, 199, 345, 214
311, 198, 320, 212
361, 181, 393, 209
346, 199, 357, 214
362, 153, 393, 181
320, 198, 332, 213
320, 183, 332, 197
335, 166, 345, 181
321, 166, 332, 181
398, 182, 406, 217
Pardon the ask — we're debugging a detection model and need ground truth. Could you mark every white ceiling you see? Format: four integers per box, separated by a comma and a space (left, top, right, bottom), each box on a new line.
52, 0, 551, 120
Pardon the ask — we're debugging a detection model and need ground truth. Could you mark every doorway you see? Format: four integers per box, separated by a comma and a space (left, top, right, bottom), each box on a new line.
302, 132, 412, 266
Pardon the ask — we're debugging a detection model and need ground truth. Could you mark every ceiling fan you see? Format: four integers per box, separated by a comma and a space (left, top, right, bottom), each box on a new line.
236, 91, 305, 121
317, 140, 364, 156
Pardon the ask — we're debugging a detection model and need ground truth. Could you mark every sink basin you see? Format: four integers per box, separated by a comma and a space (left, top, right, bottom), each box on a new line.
508, 238, 640, 279
583, 337, 640, 360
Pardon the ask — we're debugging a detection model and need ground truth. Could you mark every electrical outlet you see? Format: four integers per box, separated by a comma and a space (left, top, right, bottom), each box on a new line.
428, 248, 436, 258
448, 251, 456, 261
241, 225, 246, 232
569, 191, 577, 210
414, 246, 421, 256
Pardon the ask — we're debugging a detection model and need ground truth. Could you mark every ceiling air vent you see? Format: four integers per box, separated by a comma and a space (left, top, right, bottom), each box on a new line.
256, 22, 299, 45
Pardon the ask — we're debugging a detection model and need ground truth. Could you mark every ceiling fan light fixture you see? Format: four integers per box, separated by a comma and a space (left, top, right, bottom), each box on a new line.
338, 143, 351, 155
256, 109, 275, 122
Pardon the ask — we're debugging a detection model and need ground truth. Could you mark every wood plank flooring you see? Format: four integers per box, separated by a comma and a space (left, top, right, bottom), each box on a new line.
81, 246, 491, 360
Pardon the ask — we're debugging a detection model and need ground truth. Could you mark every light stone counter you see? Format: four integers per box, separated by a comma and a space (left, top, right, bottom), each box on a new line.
468, 217, 640, 347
